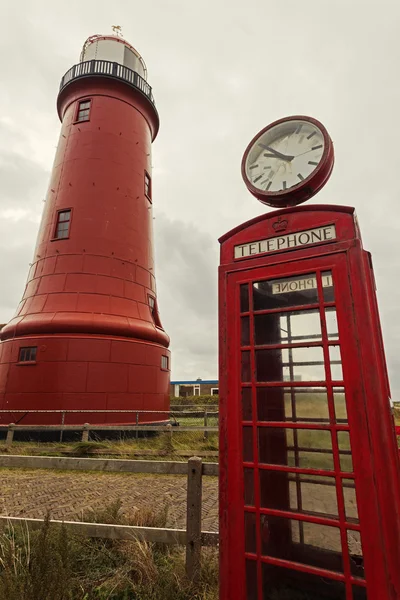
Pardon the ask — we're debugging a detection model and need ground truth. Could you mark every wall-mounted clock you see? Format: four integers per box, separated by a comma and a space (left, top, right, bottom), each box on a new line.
241, 115, 334, 207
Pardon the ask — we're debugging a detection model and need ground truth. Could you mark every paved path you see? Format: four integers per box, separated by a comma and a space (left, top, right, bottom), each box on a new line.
0, 469, 219, 532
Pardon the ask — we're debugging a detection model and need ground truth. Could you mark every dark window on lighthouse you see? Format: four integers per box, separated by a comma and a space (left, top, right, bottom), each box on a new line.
76, 99, 91, 122
19, 347, 37, 363
148, 295, 162, 328
54, 209, 71, 239
144, 171, 152, 202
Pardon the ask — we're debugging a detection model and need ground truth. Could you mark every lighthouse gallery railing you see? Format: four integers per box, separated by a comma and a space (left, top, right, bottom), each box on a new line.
59, 59, 155, 107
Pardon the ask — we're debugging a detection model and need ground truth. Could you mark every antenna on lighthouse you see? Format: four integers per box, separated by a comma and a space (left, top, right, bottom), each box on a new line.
111, 25, 122, 37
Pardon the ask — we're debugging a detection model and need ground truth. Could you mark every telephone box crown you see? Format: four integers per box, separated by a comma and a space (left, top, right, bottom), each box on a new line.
272, 217, 288, 233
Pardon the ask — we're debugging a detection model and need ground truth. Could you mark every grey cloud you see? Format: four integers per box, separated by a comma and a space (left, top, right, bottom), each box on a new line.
0, 153, 48, 209
0, 121, 48, 319
154, 212, 218, 320
154, 213, 218, 379
0, 216, 38, 319
1, 0, 400, 392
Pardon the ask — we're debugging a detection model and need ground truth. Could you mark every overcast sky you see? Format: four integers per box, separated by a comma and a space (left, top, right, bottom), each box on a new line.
1, 0, 400, 393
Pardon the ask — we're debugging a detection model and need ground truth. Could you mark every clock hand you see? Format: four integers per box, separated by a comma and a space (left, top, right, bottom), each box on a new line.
258, 143, 294, 162
294, 147, 323, 158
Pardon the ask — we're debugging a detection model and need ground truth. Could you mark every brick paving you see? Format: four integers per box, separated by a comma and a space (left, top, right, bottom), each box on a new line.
0, 469, 219, 532
0, 469, 359, 552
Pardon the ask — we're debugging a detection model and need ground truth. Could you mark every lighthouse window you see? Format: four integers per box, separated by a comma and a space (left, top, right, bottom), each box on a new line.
161, 355, 169, 370
144, 171, 152, 201
76, 99, 91, 122
19, 347, 37, 363
54, 209, 71, 239
148, 295, 162, 328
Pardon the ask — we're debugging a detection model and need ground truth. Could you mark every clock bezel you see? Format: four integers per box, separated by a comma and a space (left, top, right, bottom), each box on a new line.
241, 115, 334, 208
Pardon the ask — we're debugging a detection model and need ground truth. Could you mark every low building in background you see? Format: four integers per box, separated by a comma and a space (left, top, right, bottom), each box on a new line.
170, 379, 219, 397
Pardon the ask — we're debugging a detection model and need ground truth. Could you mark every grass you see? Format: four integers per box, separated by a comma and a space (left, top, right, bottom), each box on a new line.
1, 430, 219, 462
80, 498, 170, 529
175, 416, 218, 427
0, 501, 219, 600
3, 399, 397, 463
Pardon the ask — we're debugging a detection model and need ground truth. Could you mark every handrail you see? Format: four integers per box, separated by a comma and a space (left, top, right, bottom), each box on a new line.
59, 59, 155, 107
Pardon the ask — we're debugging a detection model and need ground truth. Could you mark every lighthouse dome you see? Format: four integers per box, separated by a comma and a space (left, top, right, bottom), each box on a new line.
80, 33, 147, 80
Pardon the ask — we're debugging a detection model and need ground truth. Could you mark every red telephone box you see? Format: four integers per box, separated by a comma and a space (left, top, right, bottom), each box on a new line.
218, 205, 400, 600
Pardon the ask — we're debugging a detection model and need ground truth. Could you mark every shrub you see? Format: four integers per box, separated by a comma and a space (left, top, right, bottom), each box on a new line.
0, 502, 219, 600
81, 498, 170, 529
170, 395, 219, 407
0, 515, 76, 600
71, 442, 108, 456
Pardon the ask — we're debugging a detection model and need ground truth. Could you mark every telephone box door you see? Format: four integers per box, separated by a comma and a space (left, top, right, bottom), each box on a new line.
220, 252, 386, 600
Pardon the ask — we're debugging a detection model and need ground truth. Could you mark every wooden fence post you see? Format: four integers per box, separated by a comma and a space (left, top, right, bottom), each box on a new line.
204, 409, 208, 440
81, 424, 90, 442
6, 424, 15, 447
59, 411, 65, 443
186, 456, 203, 582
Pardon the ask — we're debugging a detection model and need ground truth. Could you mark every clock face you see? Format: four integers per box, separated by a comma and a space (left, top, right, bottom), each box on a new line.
242, 116, 334, 207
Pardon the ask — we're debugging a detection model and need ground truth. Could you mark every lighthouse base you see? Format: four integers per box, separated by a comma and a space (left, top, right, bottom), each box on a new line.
0, 334, 170, 426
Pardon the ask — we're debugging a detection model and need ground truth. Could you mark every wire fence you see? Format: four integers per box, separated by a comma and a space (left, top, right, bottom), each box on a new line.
0, 407, 220, 457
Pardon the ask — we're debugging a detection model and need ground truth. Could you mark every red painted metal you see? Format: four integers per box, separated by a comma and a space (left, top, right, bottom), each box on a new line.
219, 205, 400, 599
0, 43, 170, 426
241, 116, 335, 208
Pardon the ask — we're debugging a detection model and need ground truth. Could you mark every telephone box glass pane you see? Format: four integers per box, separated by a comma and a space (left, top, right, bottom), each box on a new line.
244, 468, 255, 506
242, 351, 251, 382
329, 345, 343, 380
241, 316, 250, 346
243, 426, 253, 462
260, 514, 343, 572
258, 469, 292, 510
257, 387, 330, 423
289, 473, 339, 518
343, 478, 359, 523
334, 387, 348, 423
258, 428, 334, 470
257, 387, 287, 422
322, 270, 335, 302
337, 431, 354, 472
245, 559, 257, 600
348, 530, 364, 578
245, 511, 257, 553
240, 284, 249, 312
253, 273, 319, 311
256, 347, 326, 382
259, 470, 339, 518
326, 307, 339, 340
262, 563, 346, 599
242, 387, 252, 421
254, 309, 322, 345
353, 585, 368, 600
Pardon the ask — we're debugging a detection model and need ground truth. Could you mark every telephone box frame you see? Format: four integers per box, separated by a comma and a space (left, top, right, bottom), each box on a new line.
218, 205, 400, 600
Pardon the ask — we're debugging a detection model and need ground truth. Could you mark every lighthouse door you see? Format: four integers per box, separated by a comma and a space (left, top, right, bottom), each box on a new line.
220, 253, 370, 600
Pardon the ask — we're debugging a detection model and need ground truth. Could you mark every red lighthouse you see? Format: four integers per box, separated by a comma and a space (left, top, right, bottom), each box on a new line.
0, 33, 170, 425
